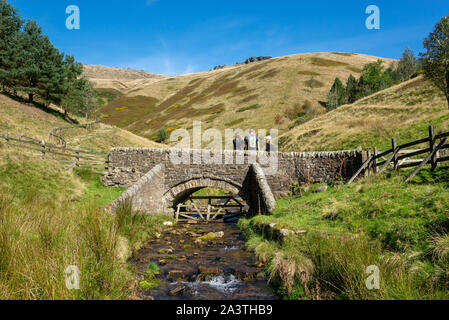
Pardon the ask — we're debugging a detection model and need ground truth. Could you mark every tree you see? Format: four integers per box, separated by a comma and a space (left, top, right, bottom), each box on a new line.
356, 60, 392, 98
345, 74, 358, 104
397, 47, 419, 81
12, 20, 44, 102
421, 15, 449, 108
62, 78, 98, 120
156, 128, 168, 143
0, 0, 23, 89
327, 77, 345, 110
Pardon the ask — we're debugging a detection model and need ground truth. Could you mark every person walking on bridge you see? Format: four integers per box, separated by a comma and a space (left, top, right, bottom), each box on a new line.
265, 136, 275, 153
233, 132, 244, 151
244, 129, 259, 151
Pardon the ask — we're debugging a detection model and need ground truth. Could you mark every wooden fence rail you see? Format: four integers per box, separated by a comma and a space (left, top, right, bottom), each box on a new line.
349, 125, 449, 183
0, 133, 107, 172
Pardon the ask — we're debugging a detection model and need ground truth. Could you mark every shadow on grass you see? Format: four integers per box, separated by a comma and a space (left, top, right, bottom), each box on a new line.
1, 91, 79, 125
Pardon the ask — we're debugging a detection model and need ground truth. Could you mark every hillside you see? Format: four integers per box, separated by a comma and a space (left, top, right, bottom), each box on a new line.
0, 94, 167, 153
280, 76, 449, 152
83, 64, 170, 97
97, 52, 395, 146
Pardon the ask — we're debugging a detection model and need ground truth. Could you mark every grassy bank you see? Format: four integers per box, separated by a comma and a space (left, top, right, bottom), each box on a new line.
239, 169, 449, 300
0, 152, 169, 300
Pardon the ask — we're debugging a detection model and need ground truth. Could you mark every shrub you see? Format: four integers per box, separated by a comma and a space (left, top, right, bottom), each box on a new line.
156, 128, 168, 143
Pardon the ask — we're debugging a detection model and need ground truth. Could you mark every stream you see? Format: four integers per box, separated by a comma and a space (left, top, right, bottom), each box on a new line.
133, 221, 275, 300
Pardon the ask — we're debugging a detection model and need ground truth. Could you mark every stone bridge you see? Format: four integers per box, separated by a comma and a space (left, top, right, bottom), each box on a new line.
102, 148, 366, 216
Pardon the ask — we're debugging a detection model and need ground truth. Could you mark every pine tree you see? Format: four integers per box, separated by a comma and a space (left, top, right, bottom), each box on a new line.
345, 74, 357, 104
36, 35, 67, 105
12, 20, 43, 102
0, 0, 23, 90
327, 77, 345, 110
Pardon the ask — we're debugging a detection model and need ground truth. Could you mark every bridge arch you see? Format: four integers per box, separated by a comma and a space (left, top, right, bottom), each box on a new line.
162, 176, 247, 212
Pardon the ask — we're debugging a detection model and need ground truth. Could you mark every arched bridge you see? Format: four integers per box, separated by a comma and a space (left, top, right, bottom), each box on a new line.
102, 148, 366, 215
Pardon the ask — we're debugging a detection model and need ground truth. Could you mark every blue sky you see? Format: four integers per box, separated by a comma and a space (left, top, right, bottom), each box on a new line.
10, 0, 449, 75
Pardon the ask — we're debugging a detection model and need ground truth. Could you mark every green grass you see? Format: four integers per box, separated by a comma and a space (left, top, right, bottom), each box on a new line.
240, 169, 449, 300
0, 154, 170, 300
74, 168, 124, 207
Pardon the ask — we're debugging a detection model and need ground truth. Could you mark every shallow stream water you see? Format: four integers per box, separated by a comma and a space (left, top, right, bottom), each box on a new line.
133, 222, 275, 300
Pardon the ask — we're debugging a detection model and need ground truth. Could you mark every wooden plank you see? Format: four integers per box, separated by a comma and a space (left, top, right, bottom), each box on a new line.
405, 138, 447, 183
396, 148, 430, 161
211, 208, 225, 220
435, 131, 449, 140
176, 204, 181, 222
378, 147, 400, 174
429, 125, 437, 171
436, 156, 449, 163
392, 138, 398, 171
373, 148, 378, 174
347, 155, 373, 184
397, 137, 430, 150
398, 162, 422, 170
190, 200, 205, 220
374, 148, 393, 159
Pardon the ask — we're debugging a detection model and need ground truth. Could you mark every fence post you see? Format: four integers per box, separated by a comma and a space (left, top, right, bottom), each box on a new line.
392, 138, 398, 171
366, 150, 371, 176
75, 146, 80, 167
41, 140, 46, 158
373, 147, 378, 174
429, 125, 437, 171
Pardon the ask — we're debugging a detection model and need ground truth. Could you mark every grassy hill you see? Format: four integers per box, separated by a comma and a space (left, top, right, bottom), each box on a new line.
83, 64, 170, 96
0, 94, 166, 153
95, 52, 395, 145
0, 93, 170, 299
280, 76, 449, 152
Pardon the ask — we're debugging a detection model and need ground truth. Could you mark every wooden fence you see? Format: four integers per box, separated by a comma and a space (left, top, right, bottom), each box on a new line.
348, 125, 449, 183
0, 133, 107, 172
48, 120, 100, 148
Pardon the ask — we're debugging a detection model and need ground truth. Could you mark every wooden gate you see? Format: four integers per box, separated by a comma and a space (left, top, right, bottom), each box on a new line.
175, 196, 245, 223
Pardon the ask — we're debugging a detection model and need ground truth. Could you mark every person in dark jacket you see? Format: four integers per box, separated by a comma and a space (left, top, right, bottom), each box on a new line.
265, 136, 274, 152
233, 132, 244, 151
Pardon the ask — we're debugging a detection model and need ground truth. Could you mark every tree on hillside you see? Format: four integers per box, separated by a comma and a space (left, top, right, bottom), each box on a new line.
156, 128, 168, 143
36, 35, 67, 105
0, 0, 23, 90
327, 77, 345, 110
421, 15, 449, 108
397, 47, 419, 81
62, 77, 98, 120
356, 60, 394, 98
11, 19, 69, 104
345, 74, 358, 104
11, 20, 44, 102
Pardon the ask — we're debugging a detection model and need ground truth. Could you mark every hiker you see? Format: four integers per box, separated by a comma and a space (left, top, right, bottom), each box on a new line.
233, 132, 244, 151
244, 129, 259, 151
265, 136, 274, 153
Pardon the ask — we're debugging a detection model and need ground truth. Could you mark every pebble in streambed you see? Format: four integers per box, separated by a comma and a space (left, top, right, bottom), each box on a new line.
132, 222, 275, 300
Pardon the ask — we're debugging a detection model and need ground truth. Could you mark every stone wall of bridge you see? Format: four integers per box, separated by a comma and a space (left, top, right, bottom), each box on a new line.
102, 148, 366, 214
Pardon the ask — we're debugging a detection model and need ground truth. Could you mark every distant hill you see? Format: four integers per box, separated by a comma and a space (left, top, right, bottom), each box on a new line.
279, 76, 449, 152
96, 52, 395, 146
83, 64, 170, 94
